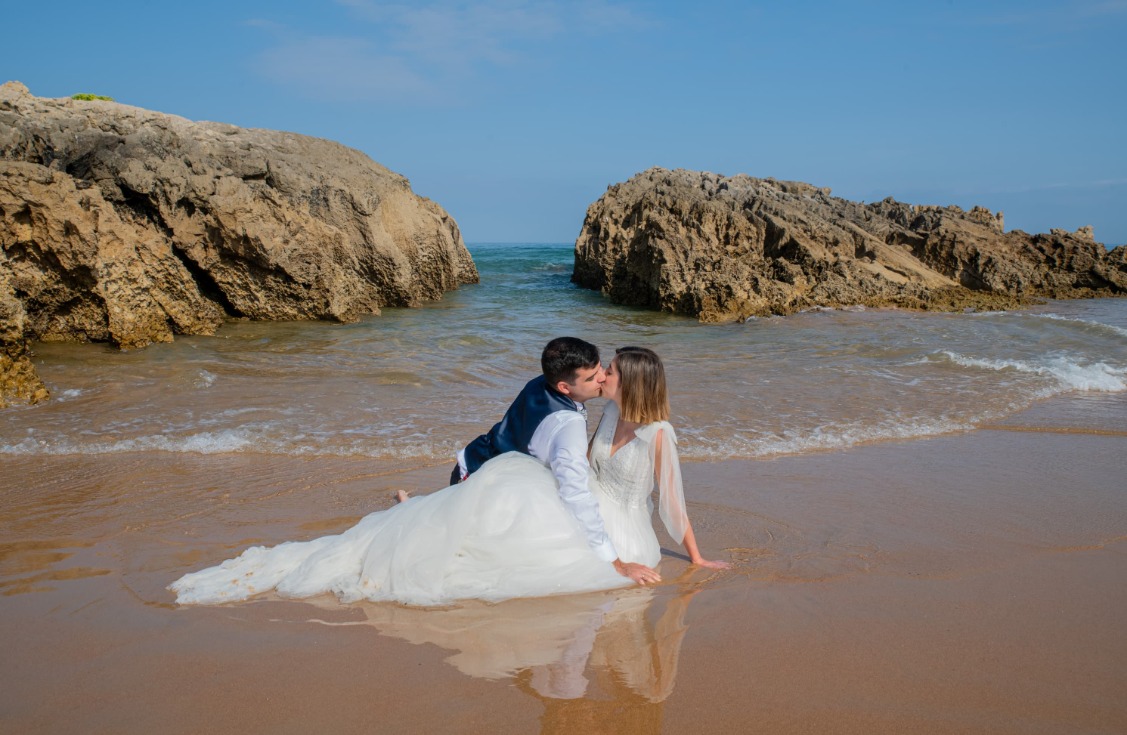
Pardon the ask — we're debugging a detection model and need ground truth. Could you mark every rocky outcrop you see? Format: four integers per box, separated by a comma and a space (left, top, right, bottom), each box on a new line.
0, 263, 48, 405
0, 82, 478, 407
574, 167, 1126, 322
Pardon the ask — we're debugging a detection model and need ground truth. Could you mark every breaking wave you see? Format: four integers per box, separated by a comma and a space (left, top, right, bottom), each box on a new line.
0, 426, 460, 461
939, 351, 1127, 394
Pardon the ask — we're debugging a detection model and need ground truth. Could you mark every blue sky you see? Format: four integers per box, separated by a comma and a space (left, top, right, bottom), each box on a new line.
5, 1, 1125, 244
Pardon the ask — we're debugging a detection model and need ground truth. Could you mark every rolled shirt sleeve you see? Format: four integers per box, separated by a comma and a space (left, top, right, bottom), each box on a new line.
530, 412, 618, 562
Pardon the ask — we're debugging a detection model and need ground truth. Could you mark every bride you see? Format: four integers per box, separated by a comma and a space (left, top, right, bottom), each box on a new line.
170, 347, 727, 607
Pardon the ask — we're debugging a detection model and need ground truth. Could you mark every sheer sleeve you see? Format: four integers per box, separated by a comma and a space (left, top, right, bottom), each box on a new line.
634, 421, 689, 544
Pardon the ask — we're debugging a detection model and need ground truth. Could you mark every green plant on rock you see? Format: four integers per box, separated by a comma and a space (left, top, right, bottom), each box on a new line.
71, 93, 114, 101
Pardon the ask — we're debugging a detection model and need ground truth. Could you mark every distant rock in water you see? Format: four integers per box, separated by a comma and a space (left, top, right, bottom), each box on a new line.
0, 81, 478, 406
574, 167, 1126, 322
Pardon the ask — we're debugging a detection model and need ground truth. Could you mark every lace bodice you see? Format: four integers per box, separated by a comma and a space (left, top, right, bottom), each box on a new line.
590, 406, 658, 510
589, 403, 690, 543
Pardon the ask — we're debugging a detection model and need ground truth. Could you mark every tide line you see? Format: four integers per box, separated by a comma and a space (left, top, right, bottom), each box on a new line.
978, 424, 1127, 437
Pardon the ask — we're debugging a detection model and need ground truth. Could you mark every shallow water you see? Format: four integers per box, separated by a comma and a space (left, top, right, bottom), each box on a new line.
3, 243, 1125, 465
2, 245, 1125, 733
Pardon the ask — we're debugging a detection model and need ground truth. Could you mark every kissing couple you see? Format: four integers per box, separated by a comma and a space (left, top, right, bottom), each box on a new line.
171, 337, 728, 606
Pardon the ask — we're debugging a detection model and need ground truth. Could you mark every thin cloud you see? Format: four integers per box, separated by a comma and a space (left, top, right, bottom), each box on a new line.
251, 0, 649, 103
1081, 0, 1127, 16
252, 36, 438, 104
961, 0, 1127, 27
377, 3, 562, 68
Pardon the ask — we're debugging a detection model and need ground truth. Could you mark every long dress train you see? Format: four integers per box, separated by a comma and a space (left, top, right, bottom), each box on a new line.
170, 403, 689, 607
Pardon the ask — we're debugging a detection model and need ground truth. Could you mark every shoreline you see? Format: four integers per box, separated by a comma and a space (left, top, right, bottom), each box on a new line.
1, 393, 1125, 733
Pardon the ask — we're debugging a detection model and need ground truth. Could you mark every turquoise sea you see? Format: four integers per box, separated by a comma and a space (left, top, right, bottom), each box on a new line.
3, 242, 1125, 464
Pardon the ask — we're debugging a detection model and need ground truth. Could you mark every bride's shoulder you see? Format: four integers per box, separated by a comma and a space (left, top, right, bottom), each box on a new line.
635, 420, 676, 444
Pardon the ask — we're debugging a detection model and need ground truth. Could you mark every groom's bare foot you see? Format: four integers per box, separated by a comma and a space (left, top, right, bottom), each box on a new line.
394, 490, 410, 504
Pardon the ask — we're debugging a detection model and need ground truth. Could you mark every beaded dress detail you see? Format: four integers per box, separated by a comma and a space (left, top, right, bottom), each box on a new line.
588, 402, 689, 568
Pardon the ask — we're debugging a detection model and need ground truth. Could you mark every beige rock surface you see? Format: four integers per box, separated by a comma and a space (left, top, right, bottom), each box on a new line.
574, 167, 1126, 322
0, 81, 477, 406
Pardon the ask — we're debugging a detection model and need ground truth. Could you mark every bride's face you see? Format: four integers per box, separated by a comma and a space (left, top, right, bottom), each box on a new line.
601, 359, 621, 402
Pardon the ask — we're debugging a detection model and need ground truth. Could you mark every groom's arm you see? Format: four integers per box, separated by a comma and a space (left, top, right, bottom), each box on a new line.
532, 414, 618, 562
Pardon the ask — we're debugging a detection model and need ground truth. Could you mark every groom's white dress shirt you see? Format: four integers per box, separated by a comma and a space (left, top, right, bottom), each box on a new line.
458, 405, 618, 563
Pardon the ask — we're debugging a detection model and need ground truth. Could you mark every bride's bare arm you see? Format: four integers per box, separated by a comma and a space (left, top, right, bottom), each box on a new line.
678, 521, 729, 569
655, 429, 730, 570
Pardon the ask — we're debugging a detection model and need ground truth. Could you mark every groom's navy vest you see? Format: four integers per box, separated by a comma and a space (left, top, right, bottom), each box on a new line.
462, 375, 579, 475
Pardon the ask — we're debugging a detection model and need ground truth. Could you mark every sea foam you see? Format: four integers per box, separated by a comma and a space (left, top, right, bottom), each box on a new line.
1025, 313, 1127, 340
0, 429, 258, 456
681, 416, 978, 461
940, 351, 1127, 394
0, 426, 459, 460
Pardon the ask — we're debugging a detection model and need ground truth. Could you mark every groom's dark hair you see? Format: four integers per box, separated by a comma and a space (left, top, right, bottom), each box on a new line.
541, 337, 600, 386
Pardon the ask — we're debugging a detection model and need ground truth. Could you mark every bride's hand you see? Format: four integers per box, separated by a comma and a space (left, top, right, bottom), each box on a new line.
691, 557, 731, 570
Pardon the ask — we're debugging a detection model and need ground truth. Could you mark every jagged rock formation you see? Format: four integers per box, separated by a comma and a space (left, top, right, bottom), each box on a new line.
0, 82, 478, 407
574, 167, 1126, 322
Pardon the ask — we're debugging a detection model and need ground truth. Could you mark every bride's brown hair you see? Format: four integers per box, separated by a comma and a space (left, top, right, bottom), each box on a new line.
614, 347, 670, 424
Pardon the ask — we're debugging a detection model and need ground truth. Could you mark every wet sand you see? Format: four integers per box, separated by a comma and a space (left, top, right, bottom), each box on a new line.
1, 394, 1125, 734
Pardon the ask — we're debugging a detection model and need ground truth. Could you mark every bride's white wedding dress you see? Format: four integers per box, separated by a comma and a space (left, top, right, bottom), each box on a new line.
170, 403, 689, 607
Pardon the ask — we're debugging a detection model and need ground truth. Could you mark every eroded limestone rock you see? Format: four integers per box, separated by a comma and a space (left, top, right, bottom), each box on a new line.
0, 81, 478, 406
574, 167, 1124, 322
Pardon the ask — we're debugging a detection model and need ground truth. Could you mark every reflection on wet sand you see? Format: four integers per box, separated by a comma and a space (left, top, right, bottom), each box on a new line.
0, 538, 110, 596
525, 586, 698, 735
296, 574, 702, 732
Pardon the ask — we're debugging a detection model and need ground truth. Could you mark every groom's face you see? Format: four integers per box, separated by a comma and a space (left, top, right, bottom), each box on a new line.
556, 363, 606, 404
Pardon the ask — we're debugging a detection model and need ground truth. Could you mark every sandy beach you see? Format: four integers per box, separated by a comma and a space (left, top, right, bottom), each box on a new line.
4, 0, 1127, 728
2, 390, 1124, 734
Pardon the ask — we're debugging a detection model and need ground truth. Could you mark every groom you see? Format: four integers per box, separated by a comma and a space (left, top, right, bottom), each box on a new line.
452, 337, 660, 586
